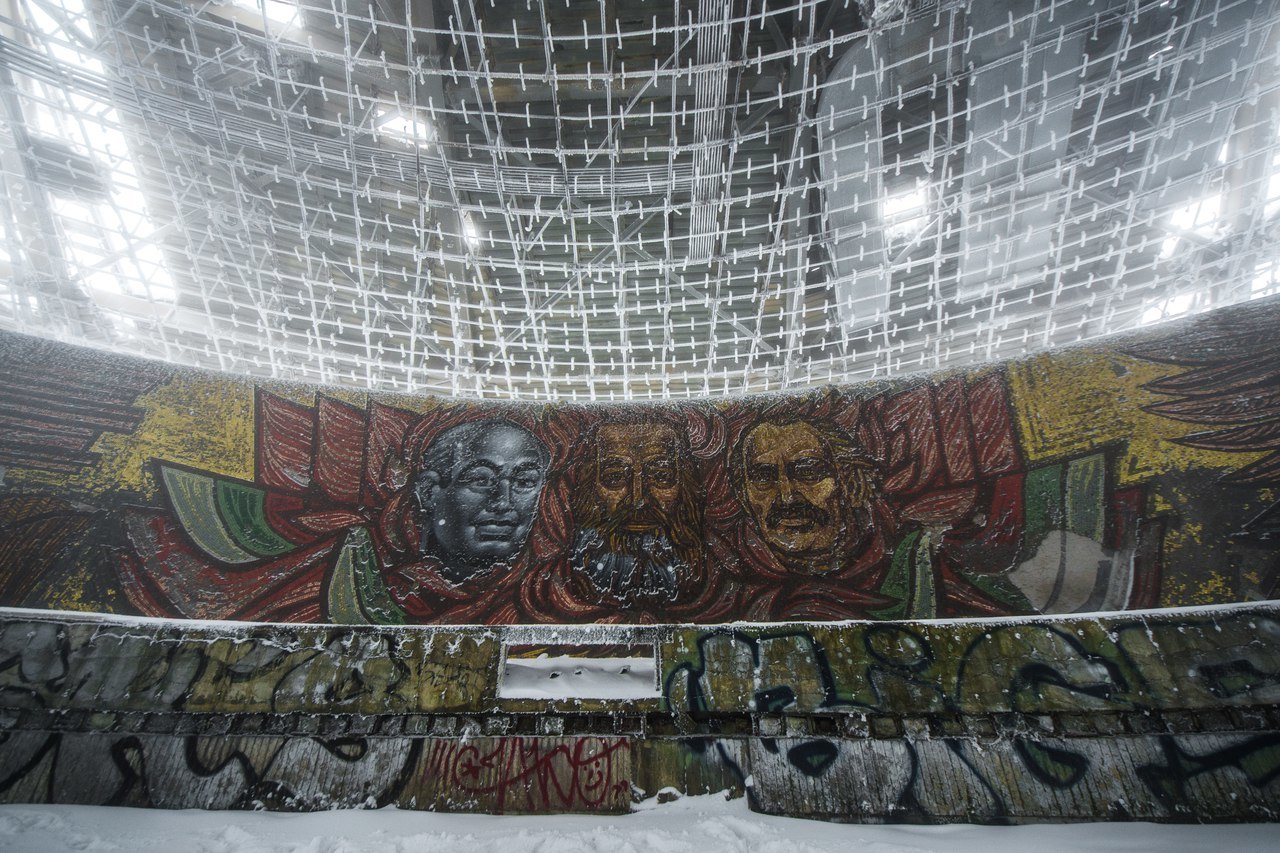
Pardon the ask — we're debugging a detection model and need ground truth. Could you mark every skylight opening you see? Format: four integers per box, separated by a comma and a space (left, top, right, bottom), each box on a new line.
1265, 154, 1280, 219
462, 215, 482, 250
883, 183, 929, 242
1253, 262, 1280, 299
1160, 193, 1225, 258
1168, 193, 1222, 234
1140, 292, 1203, 326
4, 0, 1280, 401
16, 0, 177, 322
236, 0, 301, 30
375, 109, 436, 146
23, 0, 99, 70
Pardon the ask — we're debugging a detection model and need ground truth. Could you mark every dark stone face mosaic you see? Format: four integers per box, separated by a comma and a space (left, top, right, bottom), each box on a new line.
1, 298, 1278, 624
411, 419, 549, 583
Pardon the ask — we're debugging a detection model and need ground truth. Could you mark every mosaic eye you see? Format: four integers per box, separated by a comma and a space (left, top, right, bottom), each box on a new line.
512, 468, 544, 491
458, 468, 498, 490
789, 458, 832, 482
645, 461, 677, 487
598, 465, 631, 489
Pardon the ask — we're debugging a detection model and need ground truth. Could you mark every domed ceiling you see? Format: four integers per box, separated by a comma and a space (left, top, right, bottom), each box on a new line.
1, 0, 1279, 399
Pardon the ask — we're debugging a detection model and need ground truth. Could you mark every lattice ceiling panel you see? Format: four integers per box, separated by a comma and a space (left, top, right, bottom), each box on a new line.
1, 0, 1279, 399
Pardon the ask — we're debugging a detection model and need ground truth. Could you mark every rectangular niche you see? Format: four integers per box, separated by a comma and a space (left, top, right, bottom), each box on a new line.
498, 643, 660, 700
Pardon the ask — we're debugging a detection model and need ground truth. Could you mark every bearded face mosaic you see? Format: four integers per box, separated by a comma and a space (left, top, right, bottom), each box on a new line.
1, 298, 1278, 625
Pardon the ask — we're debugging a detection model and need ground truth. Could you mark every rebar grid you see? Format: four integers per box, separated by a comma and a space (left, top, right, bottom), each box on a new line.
2, 0, 1279, 399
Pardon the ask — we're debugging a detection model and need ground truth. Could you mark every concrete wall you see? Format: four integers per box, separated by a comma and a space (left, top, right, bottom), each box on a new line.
2, 297, 1278, 625
0, 604, 1276, 820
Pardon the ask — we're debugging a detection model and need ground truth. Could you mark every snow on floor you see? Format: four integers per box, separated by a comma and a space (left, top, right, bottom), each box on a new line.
0, 794, 1274, 853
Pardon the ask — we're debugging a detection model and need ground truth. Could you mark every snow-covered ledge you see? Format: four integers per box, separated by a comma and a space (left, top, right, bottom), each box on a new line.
0, 603, 1276, 821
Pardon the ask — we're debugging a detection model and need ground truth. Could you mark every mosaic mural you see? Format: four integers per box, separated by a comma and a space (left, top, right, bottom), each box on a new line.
1, 298, 1277, 624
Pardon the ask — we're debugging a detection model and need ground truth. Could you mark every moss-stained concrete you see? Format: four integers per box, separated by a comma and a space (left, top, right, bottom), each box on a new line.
0, 606, 1277, 821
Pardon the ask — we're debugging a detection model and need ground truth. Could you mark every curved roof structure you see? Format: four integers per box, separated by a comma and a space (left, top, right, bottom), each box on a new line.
2, 0, 1280, 399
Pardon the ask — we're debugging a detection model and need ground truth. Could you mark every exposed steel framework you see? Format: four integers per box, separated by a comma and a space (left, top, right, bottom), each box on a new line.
1, 0, 1279, 399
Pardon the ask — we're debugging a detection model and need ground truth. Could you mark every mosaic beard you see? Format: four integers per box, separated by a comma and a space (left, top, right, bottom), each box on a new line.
572, 525, 686, 602
570, 500, 702, 603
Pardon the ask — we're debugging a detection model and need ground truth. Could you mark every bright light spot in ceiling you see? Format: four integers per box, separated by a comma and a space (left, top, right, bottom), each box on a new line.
1169, 193, 1222, 234
14, 0, 176, 332
883, 183, 929, 241
237, 0, 300, 29
462, 215, 482, 249
1265, 156, 1280, 219
1141, 292, 1199, 325
1160, 193, 1224, 258
1254, 262, 1280, 299
375, 109, 436, 145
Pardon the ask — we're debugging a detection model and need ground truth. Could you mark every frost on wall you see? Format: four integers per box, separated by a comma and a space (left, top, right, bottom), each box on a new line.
0, 298, 1277, 625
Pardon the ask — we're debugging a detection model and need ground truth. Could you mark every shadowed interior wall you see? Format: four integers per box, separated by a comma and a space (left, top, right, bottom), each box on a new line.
2, 297, 1278, 625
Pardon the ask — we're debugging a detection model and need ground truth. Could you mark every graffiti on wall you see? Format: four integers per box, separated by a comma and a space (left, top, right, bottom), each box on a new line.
660, 608, 1280, 720
0, 619, 498, 717
413, 737, 631, 813
4, 606, 1276, 724
1, 299, 1278, 624
661, 608, 1280, 820
0, 614, 632, 813
2, 724, 1273, 820
0, 732, 632, 814
0, 605, 1277, 819
740, 731, 1280, 822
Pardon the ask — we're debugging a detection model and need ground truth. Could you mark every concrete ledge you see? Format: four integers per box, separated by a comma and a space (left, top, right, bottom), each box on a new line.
1, 604, 1278, 821
0, 730, 633, 813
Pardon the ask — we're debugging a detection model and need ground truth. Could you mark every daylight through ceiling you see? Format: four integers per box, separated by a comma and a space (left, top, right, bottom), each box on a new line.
2, 0, 1280, 399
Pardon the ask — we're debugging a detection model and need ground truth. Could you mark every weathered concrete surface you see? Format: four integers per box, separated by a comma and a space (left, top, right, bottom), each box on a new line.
3, 606, 1276, 720
0, 605, 1277, 821
663, 607, 1280, 718
746, 732, 1280, 822
0, 731, 633, 814
0, 618, 500, 716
